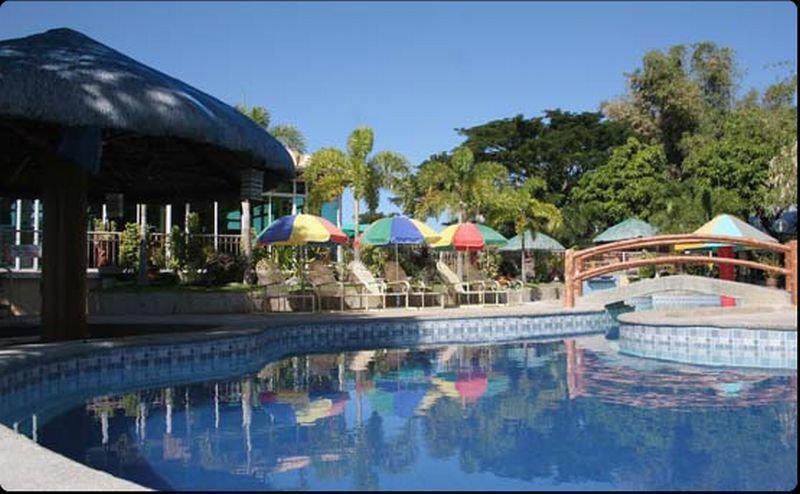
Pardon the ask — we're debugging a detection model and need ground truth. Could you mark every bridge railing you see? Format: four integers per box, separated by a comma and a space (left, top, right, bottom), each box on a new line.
564, 234, 797, 307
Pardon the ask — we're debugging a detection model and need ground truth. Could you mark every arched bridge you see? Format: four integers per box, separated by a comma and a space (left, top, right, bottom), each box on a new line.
563, 234, 798, 308
579, 274, 792, 307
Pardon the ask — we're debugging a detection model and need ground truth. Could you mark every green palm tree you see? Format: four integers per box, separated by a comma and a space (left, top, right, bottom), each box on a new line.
488, 177, 562, 281
304, 126, 408, 257
235, 104, 307, 154
414, 146, 508, 222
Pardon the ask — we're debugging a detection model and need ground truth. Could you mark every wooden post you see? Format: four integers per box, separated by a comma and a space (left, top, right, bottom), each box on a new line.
137, 204, 148, 285
787, 240, 797, 306
41, 127, 101, 341
574, 255, 583, 297
41, 160, 89, 340
241, 198, 252, 283
564, 248, 574, 308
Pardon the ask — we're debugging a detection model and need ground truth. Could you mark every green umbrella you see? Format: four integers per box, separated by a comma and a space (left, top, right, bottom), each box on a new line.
592, 218, 658, 243
500, 231, 564, 283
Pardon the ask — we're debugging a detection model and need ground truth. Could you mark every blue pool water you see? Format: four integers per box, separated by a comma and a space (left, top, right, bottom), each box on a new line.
2, 334, 796, 491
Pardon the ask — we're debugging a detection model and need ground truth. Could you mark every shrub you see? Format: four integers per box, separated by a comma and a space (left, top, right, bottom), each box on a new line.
119, 222, 141, 272
204, 252, 245, 286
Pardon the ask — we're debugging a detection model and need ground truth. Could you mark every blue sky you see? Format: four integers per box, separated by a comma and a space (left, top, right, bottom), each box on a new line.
1, 1, 796, 226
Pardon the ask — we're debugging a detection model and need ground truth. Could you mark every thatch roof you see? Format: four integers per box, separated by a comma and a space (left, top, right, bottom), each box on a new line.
0, 28, 294, 201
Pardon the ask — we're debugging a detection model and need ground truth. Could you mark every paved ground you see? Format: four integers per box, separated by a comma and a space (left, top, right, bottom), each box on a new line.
618, 305, 798, 331
0, 425, 149, 491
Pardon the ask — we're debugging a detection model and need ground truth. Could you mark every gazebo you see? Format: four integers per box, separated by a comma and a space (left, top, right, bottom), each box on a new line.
0, 28, 293, 340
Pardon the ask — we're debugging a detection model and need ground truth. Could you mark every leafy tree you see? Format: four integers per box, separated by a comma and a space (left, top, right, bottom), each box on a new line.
486, 177, 562, 244
602, 42, 737, 170
567, 137, 668, 239
413, 146, 508, 222
766, 141, 798, 212
457, 110, 631, 205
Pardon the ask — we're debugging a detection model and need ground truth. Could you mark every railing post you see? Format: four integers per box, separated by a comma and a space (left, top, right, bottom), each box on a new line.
787, 240, 797, 306
564, 248, 575, 308
574, 255, 583, 298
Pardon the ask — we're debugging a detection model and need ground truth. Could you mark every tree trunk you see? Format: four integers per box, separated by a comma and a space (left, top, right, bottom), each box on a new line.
336, 194, 344, 264
520, 233, 526, 283
41, 160, 89, 341
353, 195, 360, 261
241, 199, 253, 284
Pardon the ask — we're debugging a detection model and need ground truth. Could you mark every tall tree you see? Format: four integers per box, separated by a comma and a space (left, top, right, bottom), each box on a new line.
566, 137, 668, 242
413, 146, 508, 223
457, 110, 631, 205
235, 104, 307, 154
304, 126, 408, 256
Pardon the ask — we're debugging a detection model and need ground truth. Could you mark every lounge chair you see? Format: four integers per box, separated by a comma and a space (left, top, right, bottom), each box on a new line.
435, 261, 485, 306
256, 262, 316, 312
384, 263, 445, 309
347, 260, 409, 309
306, 260, 348, 311
462, 261, 512, 305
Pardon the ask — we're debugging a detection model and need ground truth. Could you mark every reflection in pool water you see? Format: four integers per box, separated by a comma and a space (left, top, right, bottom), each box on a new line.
7, 336, 798, 491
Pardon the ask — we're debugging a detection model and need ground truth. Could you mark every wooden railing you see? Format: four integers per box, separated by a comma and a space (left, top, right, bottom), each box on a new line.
564, 234, 798, 307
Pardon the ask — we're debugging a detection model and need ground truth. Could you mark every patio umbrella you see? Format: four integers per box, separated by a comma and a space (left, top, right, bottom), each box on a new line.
256, 213, 348, 292
499, 230, 565, 282
393, 387, 429, 418
592, 218, 659, 243
431, 222, 507, 281
432, 223, 507, 251
0, 28, 293, 340
256, 214, 348, 246
674, 214, 778, 251
674, 214, 779, 306
360, 215, 441, 281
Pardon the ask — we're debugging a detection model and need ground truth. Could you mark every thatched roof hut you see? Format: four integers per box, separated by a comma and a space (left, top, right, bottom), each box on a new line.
0, 27, 293, 201
0, 27, 295, 340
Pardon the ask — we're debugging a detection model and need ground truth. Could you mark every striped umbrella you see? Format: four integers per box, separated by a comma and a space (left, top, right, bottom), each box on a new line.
674, 214, 778, 251
431, 223, 507, 251
256, 214, 348, 246
360, 216, 441, 278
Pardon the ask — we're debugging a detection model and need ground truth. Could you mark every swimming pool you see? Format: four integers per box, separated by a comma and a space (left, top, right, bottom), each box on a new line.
0, 317, 795, 491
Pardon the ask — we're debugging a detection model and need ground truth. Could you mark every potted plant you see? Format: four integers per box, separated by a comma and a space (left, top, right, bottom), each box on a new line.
755, 252, 782, 288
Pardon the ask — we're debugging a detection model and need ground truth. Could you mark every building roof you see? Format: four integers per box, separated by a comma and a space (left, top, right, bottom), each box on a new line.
0, 28, 294, 200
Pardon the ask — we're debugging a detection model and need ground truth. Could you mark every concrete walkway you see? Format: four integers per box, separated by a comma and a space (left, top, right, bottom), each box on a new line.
618, 305, 797, 331
0, 425, 148, 491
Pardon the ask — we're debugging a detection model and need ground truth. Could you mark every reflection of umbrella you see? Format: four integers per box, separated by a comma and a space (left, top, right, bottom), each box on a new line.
484, 375, 510, 397
393, 388, 428, 418
264, 390, 310, 407
295, 399, 333, 425
593, 218, 658, 243
367, 390, 394, 415
311, 391, 350, 418
431, 376, 461, 400
455, 372, 488, 403
432, 223, 507, 251
674, 214, 778, 251
256, 214, 348, 246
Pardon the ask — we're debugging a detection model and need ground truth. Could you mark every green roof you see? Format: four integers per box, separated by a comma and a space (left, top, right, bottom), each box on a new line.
499, 231, 565, 252
592, 218, 658, 243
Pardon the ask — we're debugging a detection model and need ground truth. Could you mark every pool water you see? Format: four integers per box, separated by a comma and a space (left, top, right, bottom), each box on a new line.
5, 335, 797, 491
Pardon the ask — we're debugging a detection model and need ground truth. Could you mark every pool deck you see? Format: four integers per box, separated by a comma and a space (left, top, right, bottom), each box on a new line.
617, 305, 798, 331
0, 300, 795, 491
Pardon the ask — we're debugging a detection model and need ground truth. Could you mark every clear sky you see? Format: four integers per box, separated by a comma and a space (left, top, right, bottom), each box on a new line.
1, 1, 796, 225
